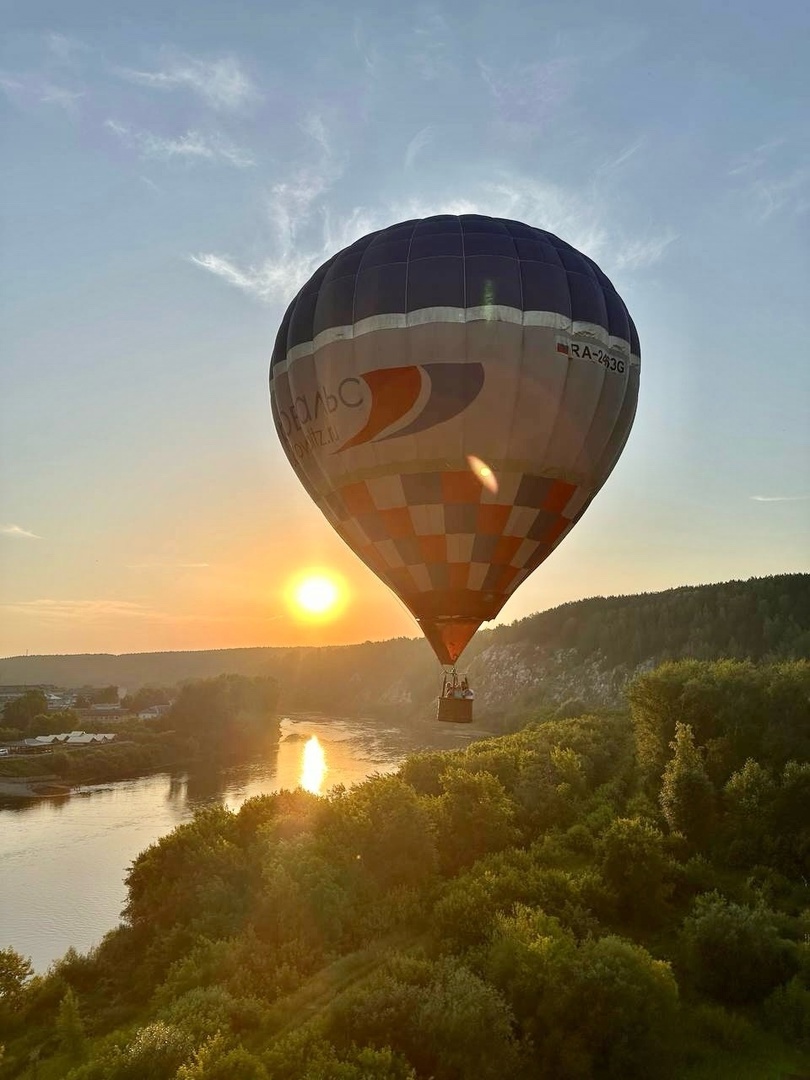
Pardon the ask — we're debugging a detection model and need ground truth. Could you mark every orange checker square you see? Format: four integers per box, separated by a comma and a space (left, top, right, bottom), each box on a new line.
340, 481, 376, 516
378, 506, 413, 539
492, 565, 520, 592
441, 471, 484, 504
418, 535, 447, 562
447, 563, 470, 589
358, 544, 389, 574
476, 504, 511, 535
491, 535, 524, 564
540, 516, 571, 545
543, 480, 577, 514
386, 566, 419, 594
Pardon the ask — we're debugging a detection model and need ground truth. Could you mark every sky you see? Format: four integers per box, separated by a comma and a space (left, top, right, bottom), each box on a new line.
1, 0, 808, 659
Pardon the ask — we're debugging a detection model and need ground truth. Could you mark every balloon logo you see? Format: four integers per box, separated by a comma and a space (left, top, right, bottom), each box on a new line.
270, 214, 639, 665
336, 363, 485, 451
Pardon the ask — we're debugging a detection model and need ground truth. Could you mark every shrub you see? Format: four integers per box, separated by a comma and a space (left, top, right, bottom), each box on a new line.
598, 817, 671, 923
176, 1034, 268, 1079
763, 977, 810, 1049
681, 892, 797, 1004
326, 953, 520, 1079
485, 907, 678, 1078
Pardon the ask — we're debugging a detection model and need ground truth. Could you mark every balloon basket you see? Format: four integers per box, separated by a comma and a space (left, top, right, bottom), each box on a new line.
436, 695, 474, 724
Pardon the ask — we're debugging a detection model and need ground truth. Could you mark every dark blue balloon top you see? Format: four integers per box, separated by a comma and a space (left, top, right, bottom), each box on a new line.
270, 215, 638, 370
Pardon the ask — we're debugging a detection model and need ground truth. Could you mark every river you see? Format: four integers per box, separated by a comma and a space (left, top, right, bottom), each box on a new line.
0, 714, 485, 972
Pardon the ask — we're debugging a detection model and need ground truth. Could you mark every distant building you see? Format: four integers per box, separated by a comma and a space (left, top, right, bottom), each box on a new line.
0, 684, 58, 707
46, 692, 77, 710
17, 731, 117, 750
0, 685, 76, 712
138, 704, 171, 720
64, 732, 116, 745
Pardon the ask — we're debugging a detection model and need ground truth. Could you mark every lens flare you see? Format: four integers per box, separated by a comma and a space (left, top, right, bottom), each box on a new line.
300, 736, 327, 794
467, 454, 499, 494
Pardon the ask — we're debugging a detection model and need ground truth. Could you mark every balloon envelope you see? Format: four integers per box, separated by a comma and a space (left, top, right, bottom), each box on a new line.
270, 215, 639, 664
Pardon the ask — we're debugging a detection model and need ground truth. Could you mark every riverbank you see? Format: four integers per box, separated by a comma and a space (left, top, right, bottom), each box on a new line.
0, 775, 72, 798
0, 713, 482, 972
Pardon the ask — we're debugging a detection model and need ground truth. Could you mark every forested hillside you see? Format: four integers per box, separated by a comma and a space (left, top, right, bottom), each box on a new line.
1, 659, 808, 1078
1, 575, 807, 726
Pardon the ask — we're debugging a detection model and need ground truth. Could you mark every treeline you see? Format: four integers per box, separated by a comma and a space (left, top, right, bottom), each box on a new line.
1, 577, 806, 717
1, 659, 808, 1078
0, 676, 280, 786
478, 572, 810, 667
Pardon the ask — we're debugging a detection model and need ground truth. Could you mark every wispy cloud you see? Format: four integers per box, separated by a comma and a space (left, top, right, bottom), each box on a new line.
191, 110, 346, 301
750, 493, 810, 503
126, 561, 211, 569
0, 599, 154, 620
353, 16, 381, 76
405, 125, 438, 170
39, 83, 83, 112
1, 525, 42, 540
192, 168, 676, 304
0, 598, 214, 624
613, 228, 679, 270
750, 166, 810, 221
0, 72, 83, 113
729, 139, 786, 177
479, 58, 570, 130
595, 137, 645, 178
730, 138, 810, 221
46, 33, 88, 64
412, 5, 455, 81
105, 119, 254, 167
117, 53, 259, 110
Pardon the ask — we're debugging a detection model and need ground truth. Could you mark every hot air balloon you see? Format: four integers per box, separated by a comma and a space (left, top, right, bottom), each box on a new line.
270, 215, 639, 722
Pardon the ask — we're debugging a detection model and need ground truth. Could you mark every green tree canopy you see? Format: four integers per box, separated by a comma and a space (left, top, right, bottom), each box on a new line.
2, 690, 48, 729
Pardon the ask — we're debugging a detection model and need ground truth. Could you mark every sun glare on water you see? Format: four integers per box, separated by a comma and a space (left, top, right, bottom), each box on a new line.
300, 736, 327, 794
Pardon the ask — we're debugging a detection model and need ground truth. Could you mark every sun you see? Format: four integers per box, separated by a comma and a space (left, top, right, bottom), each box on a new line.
297, 576, 338, 614
287, 571, 345, 622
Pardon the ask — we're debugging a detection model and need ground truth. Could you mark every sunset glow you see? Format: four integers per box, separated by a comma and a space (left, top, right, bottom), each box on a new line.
286, 571, 346, 623
0, 3, 807, 664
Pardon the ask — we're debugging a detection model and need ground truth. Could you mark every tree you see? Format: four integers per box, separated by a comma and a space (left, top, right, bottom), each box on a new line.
265, 1027, 416, 1080
122, 687, 172, 713
723, 759, 775, 866
659, 722, 716, 847
768, 760, 810, 878
0, 948, 33, 1005
681, 892, 797, 1005
433, 767, 516, 874
598, 817, 671, 923
162, 675, 279, 748
629, 659, 810, 788
485, 907, 678, 1078
319, 775, 437, 891
57, 987, 86, 1061
326, 953, 520, 1080
2, 690, 48, 730
175, 1034, 268, 1079
123, 805, 246, 941
81, 1021, 194, 1079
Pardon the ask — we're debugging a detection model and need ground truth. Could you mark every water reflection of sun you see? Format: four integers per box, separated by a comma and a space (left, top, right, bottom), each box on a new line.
300, 736, 327, 794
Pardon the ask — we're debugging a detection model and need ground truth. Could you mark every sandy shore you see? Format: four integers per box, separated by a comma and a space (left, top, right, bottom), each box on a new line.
0, 777, 72, 798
